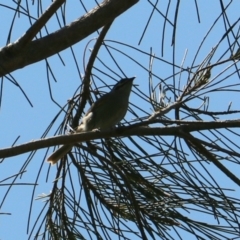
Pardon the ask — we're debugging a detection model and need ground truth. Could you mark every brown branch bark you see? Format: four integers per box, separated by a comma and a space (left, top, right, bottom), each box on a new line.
0, 0, 138, 76
1, 119, 240, 159
17, 0, 66, 48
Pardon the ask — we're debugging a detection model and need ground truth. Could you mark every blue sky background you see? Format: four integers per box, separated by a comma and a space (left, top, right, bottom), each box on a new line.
0, 0, 240, 239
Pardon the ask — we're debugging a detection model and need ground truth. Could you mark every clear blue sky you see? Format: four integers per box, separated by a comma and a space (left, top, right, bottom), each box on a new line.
0, 1, 240, 239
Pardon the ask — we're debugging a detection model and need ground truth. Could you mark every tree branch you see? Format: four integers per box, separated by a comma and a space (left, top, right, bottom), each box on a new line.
16, 0, 66, 48
1, 119, 240, 158
0, 0, 138, 76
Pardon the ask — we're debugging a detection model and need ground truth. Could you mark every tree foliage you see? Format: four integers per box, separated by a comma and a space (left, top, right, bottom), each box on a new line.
0, 0, 240, 239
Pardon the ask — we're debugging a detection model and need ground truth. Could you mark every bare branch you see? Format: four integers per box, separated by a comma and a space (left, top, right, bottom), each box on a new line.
16, 0, 66, 48
1, 119, 240, 159
0, 0, 138, 76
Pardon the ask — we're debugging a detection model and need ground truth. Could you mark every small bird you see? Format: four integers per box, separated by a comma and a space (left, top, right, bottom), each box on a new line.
47, 77, 135, 165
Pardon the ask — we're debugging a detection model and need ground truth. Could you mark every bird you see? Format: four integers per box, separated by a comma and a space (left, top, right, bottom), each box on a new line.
47, 77, 135, 165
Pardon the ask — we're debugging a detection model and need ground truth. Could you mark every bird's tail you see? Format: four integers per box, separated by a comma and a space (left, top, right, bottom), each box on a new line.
47, 145, 73, 165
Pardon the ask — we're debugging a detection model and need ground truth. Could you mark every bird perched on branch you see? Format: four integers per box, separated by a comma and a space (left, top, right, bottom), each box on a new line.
47, 77, 135, 165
